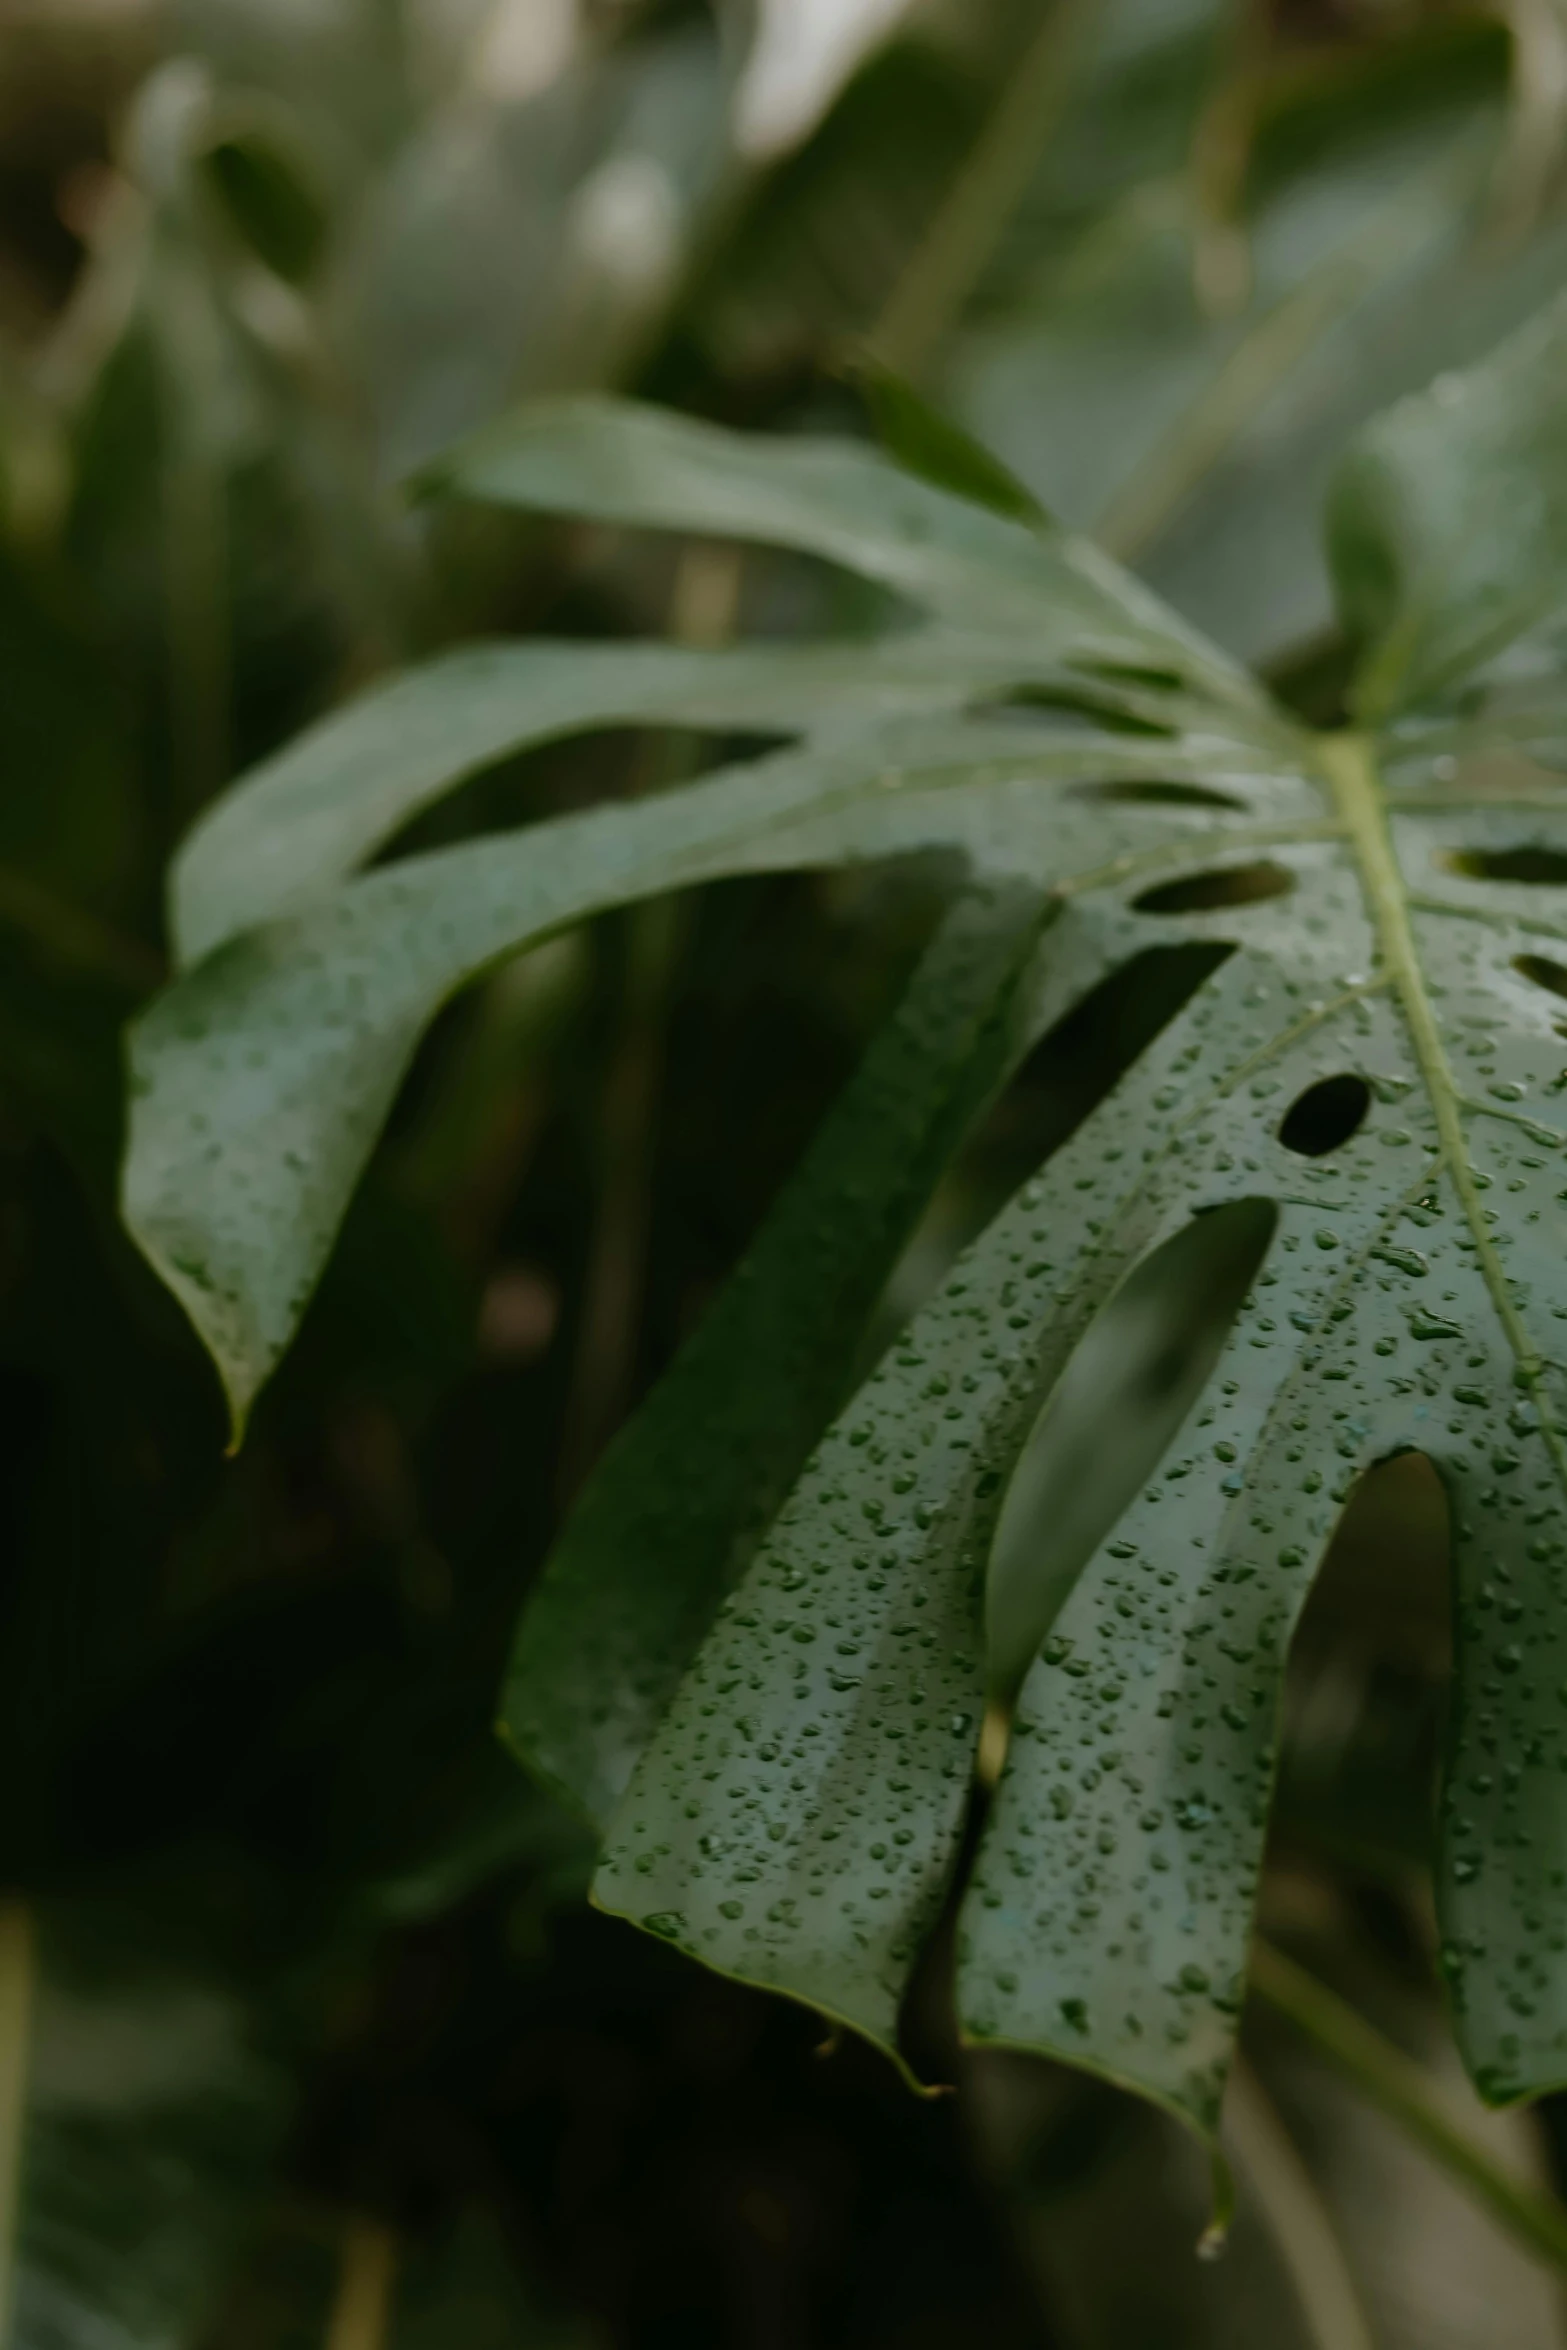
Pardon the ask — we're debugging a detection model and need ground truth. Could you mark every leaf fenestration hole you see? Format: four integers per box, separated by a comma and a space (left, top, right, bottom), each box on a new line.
983, 1197, 1278, 1710
371, 723, 798, 865
1278, 1073, 1371, 1158
1515, 952, 1567, 1001
882, 945, 1231, 1323
1277, 1451, 1449, 1832
969, 689, 1175, 740
1072, 659, 1187, 694
1444, 846, 1567, 885
1132, 860, 1294, 915
1071, 779, 1247, 812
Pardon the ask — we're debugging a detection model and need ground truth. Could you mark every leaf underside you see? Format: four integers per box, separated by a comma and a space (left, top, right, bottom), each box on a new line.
122, 303, 1567, 2134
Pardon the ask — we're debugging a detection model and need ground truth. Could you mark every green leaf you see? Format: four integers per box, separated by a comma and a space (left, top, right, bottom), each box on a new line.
847, 358, 1052, 527
945, 15, 1567, 668
132, 706, 1279, 1434
200, 126, 328, 284
130, 397, 1290, 1430
1331, 286, 1567, 725
170, 630, 1214, 966
120, 332, 1567, 2135
415, 395, 1256, 700
501, 883, 1060, 1829
981, 1192, 1277, 1710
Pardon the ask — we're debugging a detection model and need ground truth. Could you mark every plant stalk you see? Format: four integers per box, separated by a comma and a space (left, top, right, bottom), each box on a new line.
558, 542, 743, 1494
1225, 2057, 1377, 2350
1250, 1939, 1567, 2278
869, 0, 1095, 382
324, 2218, 397, 2350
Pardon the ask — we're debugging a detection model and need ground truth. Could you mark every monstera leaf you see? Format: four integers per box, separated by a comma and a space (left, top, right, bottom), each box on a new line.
122, 294, 1567, 2148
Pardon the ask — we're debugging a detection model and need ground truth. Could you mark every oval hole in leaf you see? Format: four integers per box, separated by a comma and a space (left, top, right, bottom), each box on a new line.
971, 690, 1176, 740
899, 944, 1231, 1292
1278, 1073, 1371, 1158
372, 726, 796, 865
1515, 952, 1567, 1000
1070, 780, 1247, 812
1072, 659, 1187, 695
1445, 846, 1567, 885
984, 1197, 1278, 1707
1133, 861, 1294, 915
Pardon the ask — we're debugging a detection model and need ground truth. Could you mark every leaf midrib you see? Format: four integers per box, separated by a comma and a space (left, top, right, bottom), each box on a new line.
1321, 729, 1567, 1479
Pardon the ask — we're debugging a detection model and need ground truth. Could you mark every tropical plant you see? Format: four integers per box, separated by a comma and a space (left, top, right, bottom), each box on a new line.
14, 3, 1567, 2344
122, 278, 1567, 2181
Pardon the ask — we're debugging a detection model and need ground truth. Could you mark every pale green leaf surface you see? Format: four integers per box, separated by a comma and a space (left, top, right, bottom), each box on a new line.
1332, 287, 1567, 723
417, 396, 1257, 701
8, 1909, 284, 2350
947, 26, 1567, 667
848, 360, 1053, 527
501, 882, 1062, 1829
127, 709, 1300, 1430
170, 630, 1244, 966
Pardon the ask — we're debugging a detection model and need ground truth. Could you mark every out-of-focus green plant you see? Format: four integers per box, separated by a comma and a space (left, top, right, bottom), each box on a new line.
8, 4, 1567, 2347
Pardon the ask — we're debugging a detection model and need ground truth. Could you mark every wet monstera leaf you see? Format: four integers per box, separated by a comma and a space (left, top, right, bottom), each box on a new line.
122, 293, 1567, 2141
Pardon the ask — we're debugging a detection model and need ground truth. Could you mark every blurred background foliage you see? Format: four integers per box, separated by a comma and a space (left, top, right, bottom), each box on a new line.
6, 0, 1567, 2342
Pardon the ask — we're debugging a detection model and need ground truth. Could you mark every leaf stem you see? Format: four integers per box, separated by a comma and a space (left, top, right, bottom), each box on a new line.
868, 0, 1095, 382
1250, 1939, 1567, 2277
1225, 2056, 1377, 2350
324, 2218, 397, 2350
1098, 158, 1465, 563
559, 544, 744, 1495
1319, 728, 1567, 1483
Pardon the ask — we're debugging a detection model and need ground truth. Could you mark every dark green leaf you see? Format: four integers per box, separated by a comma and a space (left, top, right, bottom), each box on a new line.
849, 358, 1051, 527
503, 883, 1059, 1828
119, 335, 1567, 2134
201, 128, 328, 284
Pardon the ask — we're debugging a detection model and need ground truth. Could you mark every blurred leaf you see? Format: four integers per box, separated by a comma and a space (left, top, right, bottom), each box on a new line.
336, 22, 733, 478
201, 128, 329, 286
694, 36, 987, 377
3, 1903, 286, 2350
945, 16, 1567, 667
849, 356, 1050, 525
1331, 282, 1567, 724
